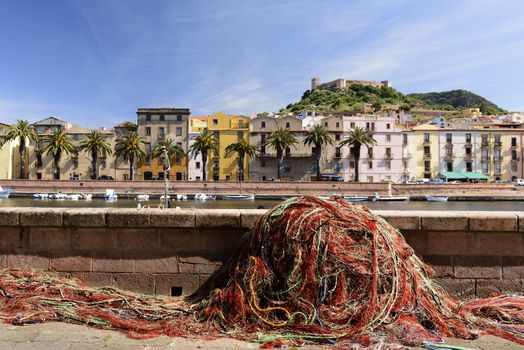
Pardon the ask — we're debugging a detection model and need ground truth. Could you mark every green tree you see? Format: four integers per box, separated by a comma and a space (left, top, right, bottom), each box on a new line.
41, 129, 75, 180
114, 131, 147, 180
303, 124, 334, 181
372, 101, 383, 112
150, 138, 186, 177
78, 130, 112, 180
225, 138, 257, 181
265, 127, 298, 180
340, 126, 376, 182
0, 120, 39, 179
188, 130, 219, 181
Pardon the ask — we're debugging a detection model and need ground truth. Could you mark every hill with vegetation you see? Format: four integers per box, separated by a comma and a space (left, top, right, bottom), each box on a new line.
281, 84, 506, 115
408, 90, 506, 115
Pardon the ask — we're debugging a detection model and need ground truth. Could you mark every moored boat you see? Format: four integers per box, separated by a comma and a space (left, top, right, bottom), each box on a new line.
0, 186, 12, 199
136, 194, 150, 201
194, 193, 216, 200
104, 189, 118, 201
426, 195, 448, 202
372, 194, 408, 202
222, 194, 255, 200
344, 196, 369, 202
32, 193, 49, 199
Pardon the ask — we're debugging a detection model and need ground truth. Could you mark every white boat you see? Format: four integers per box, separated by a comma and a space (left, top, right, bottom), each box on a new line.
372, 194, 409, 202
32, 193, 49, 199
51, 193, 68, 200
160, 195, 171, 200
194, 193, 216, 200
79, 193, 93, 200
175, 194, 187, 200
426, 195, 448, 202
0, 186, 12, 199
68, 194, 81, 200
344, 196, 369, 202
104, 189, 118, 201
136, 194, 150, 201
222, 194, 255, 200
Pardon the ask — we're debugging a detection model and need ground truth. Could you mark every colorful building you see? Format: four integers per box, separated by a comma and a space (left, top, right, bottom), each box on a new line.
187, 116, 208, 181
0, 122, 18, 179
207, 112, 250, 181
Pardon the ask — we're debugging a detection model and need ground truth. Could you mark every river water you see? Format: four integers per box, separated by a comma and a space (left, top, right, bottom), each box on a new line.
1, 197, 524, 211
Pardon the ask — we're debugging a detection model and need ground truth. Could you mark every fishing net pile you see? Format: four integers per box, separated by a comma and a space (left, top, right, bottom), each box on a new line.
1, 196, 523, 348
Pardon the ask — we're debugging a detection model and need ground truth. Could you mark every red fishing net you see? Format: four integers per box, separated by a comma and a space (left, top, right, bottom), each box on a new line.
0, 196, 523, 348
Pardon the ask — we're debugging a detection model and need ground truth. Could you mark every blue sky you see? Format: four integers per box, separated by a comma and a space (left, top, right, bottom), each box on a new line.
1, 0, 523, 128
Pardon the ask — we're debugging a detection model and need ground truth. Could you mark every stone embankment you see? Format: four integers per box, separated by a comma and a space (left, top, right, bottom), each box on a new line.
1, 179, 523, 198
0, 207, 522, 297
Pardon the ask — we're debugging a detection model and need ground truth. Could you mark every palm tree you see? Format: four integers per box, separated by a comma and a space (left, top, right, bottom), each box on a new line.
0, 120, 39, 179
151, 138, 186, 178
114, 131, 147, 180
265, 127, 298, 180
340, 126, 376, 182
225, 138, 257, 181
78, 130, 112, 180
41, 129, 75, 180
303, 124, 334, 181
188, 130, 219, 181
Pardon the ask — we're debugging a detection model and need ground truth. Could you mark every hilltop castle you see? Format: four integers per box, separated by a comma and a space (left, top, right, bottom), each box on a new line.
311, 77, 391, 91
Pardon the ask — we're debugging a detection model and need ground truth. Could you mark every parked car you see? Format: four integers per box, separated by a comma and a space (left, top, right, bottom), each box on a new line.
97, 175, 114, 180
514, 179, 524, 186
319, 174, 344, 182
429, 179, 446, 184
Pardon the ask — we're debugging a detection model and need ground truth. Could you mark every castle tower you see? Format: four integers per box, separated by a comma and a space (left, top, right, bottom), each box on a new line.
311, 77, 320, 90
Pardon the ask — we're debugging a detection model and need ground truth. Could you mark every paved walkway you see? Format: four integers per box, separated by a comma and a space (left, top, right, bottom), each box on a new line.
0, 322, 522, 350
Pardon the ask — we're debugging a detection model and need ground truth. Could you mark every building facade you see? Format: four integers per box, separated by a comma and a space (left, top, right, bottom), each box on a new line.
0, 122, 18, 180
136, 108, 190, 181
187, 116, 207, 181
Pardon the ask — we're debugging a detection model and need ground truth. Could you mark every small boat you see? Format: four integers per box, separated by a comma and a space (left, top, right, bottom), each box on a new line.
136, 194, 150, 201
176, 194, 187, 200
32, 193, 49, 199
372, 193, 408, 202
344, 196, 369, 202
79, 193, 92, 200
222, 194, 255, 200
0, 186, 12, 199
104, 189, 118, 201
426, 195, 448, 202
194, 193, 216, 200
160, 195, 171, 200
51, 193, 68, 200
68, 194, 81, 200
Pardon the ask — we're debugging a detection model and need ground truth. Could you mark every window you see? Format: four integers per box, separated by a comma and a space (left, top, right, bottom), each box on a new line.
386, 123, 390, 130
494, 162, 501, 173
196, 162, 201, 169
512, 137, 517, 147
285, 122, 290, 128
512, 150, 518, 161
238, 120, 244, 128
146, 115, 151, 122
424, 146, 430, 156
494, 135, 501, 144
310, 162, 317, 172
349, 160, 355, 169
446, 133, 452, 143
385, 160, 391, 170
335, 134, 340, 141
160, 115, 165, 122
285, 147, 291, 156
367, 147, 373, 158
260, 160, 266, 168
386, 134, 391, 142
73, 134, 78, 141
368, 161, 373, 169
446, 162, 453, 172
260, 145, 266, 155
261, 134, 266, 143
482, 135, 489, 144
349, 147, 354, 157
72, 160, 78, 169
284, 162, 291, 172
385, 147, 391, 158
482, 163, 489, 173
101, 160, 106, 169
465, 147, 472, 156
324, 122, 328, 127
403, 134, 408, 144
494, 149, 501, 161
367, 176, 374, 182
212, 119, 218, 125
336, 122, 340, 128
175, 156, 181, 165
158, 157, 164, 166
124, 174, 130, 180
261, 121, 266, 128
511, 162, 518, 172
145, 143, 152, 153
36, 154, 42, 167
145, 127, 151, 136
350, 122, 355, 128
466, 133, 472, 143
335, 147, 341, 158
176, 127, 182, 136
424, 161, 430, 172
213, 131, 219, 140
176, 115, 182, 122
237, 131, 243, 140
159, 127, 165, 137
466, 162, 472, 172
482, 149, 489, 161
334, 163, 341, 173
423, 133, 430, 142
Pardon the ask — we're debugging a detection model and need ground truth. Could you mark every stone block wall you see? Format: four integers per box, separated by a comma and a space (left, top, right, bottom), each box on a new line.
0, 208, 522, 297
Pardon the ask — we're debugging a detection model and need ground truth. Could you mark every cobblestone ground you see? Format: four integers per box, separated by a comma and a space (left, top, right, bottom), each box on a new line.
0, 322, 522, 350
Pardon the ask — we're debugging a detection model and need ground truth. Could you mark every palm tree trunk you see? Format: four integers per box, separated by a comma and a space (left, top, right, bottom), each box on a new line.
92, 150, 97, 180
19, 140, 26, 179
354, 144, 361, 182
202, 151, 207, 181
54, 154, 61, 180
129, 155, 134, 180
315, 145, 321, 181
276, 149, 283, 180
239, 155, 244, 182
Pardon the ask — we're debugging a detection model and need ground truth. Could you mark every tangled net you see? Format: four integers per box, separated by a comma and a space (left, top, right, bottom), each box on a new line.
1, 196, 523, 348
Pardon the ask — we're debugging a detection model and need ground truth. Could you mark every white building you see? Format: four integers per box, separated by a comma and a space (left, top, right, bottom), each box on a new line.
187, 116, 207, 181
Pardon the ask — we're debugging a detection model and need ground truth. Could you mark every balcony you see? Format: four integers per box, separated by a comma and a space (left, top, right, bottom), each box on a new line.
423, 153, 431, 160
464, 153, 473, 160
465, 141, 472, 147
511, 144, 518, 149
334, 153, 342, 159
423, 140, 431, 145
481, 140, 490, 147
384, 153, 393, 160
157, 134, 165, 139
493, 141, 502, 148
444, 153, 455, 161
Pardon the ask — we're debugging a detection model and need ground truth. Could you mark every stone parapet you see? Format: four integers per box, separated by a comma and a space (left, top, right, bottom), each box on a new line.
0, 208, 522, 297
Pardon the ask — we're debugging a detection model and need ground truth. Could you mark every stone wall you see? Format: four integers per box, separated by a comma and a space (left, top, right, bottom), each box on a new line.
0, 208, 522, 297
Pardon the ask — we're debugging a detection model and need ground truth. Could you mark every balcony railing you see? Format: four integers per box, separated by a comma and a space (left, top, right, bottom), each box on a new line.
444, 153, 455, 160
493, 141, 502, 148
423, 140, 431, 145
423, 153, 431, 160
384, 153, 393, 160
481, 140, 490, 146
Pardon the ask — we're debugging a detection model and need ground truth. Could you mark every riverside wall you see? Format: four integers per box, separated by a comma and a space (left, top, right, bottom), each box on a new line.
1, 179, 522, 197
0, 208, 522, 298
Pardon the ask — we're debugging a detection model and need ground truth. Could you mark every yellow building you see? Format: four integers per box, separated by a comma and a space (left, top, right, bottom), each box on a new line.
460, 108, 482, 118
404, 124, 441, 180
0, 122, 18, 179
207, 112, 250, 181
